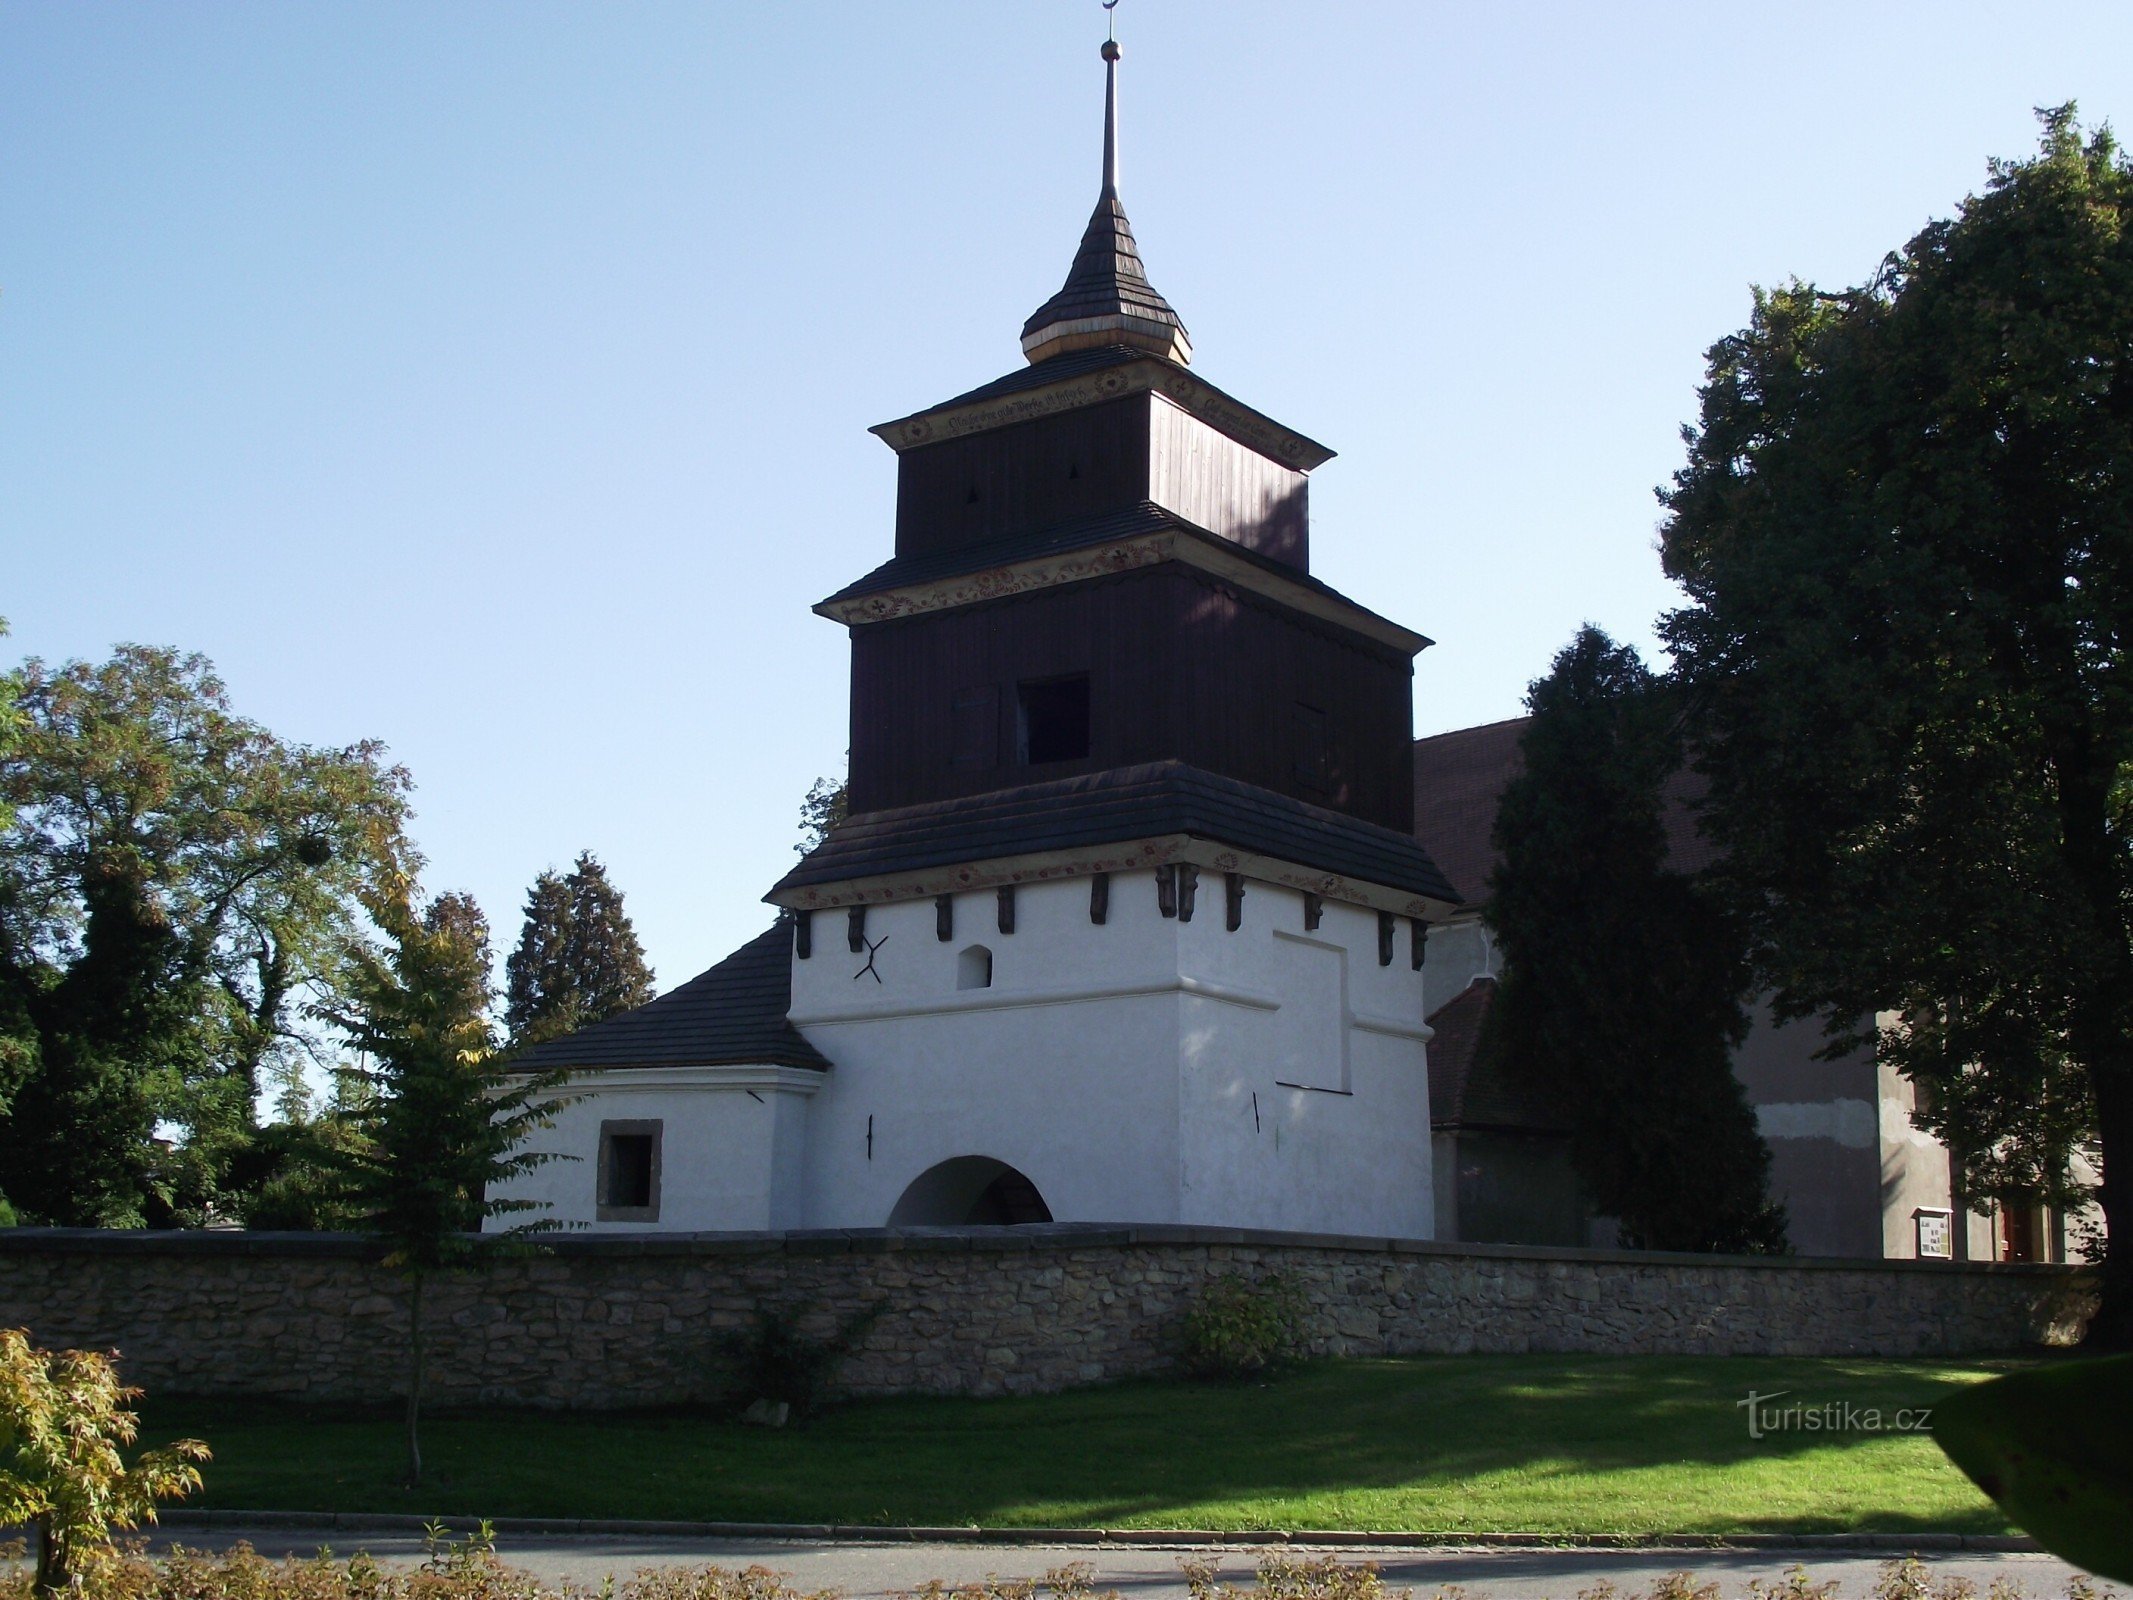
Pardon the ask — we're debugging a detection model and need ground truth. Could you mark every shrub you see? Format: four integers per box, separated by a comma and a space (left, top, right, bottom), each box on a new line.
1177, 1273, 1307, 1381
1746, 1569, 1841, 1600
0, 1544, 849, 1600
6, 1551, 2113, 1600
713, 1303, 884, 1420
895, 1563, 1110, 1600
0, 1330, 208, 1597
1183, 1553, 1404, 1600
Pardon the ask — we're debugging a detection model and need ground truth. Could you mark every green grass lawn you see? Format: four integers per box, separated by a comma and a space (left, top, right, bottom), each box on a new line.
141, 1355, 2017, 1537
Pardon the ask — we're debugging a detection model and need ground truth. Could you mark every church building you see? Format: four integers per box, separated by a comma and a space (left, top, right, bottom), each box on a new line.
495, 38, 1461, 1238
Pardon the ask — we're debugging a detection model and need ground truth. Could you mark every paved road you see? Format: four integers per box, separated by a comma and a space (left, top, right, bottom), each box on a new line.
136, 1528, 2102, 1600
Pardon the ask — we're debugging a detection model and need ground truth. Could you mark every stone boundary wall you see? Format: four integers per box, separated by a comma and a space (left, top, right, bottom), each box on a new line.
0, 1225, 2096, 1407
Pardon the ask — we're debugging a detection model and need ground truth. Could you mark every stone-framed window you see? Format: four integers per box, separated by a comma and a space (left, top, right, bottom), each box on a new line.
597, 1119, 662, 1223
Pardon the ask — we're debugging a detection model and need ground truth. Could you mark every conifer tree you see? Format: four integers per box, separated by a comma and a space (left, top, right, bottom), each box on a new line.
1481, 626, 1788, 1254
503, 853, 653, 1048
503, 870, 574, 1044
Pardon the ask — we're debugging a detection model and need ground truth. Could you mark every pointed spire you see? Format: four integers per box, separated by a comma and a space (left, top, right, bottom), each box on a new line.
1020, 34, 1192, 368
1101, 34, 1119, 194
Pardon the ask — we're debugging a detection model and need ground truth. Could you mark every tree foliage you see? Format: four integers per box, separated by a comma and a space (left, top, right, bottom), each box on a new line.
1482, 627, 1788, 1254
0, 645, 412, 1224
0, 1328, 208, 1596
1659, 109, 2132, 1336
329, 885, 570, 1482
503, 853, 653, 1049
0, 626, 29, 1153
0, 841, 202, 1228
796, 773, 848, 858
233, 1108, 374, 1232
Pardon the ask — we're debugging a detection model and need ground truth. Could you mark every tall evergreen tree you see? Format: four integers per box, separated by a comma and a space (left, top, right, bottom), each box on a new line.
1659, 109, 2132, 1338
504, 852, 653, 1048
503, 869, 574, 1044
562, 855, 651, 1021
1481, 626, 1788, 1254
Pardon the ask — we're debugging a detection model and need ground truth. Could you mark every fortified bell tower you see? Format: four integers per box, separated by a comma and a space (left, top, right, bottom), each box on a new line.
768, 34, 1457, 1237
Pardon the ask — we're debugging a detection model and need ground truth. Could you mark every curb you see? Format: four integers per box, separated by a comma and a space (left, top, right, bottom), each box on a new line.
152, 1512, 2042, 1555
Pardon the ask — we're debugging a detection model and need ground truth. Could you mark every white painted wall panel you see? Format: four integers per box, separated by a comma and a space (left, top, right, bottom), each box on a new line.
493, 1069, 821, 1233
503, 869, 1437, 1241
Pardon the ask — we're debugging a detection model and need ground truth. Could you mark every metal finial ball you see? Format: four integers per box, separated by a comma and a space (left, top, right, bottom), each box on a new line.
1101, 39, 1121, 61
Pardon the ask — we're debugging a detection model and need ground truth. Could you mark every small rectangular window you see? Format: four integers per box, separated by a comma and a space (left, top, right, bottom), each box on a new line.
597, 1120, 662, 1222
1017, 674, 1091, 765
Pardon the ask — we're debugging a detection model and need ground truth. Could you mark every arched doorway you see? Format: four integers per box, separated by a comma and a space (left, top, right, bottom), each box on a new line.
888, 1156, 1054, 1226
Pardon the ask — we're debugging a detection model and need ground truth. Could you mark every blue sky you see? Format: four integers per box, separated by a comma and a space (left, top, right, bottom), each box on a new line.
7, 2, 2132, 990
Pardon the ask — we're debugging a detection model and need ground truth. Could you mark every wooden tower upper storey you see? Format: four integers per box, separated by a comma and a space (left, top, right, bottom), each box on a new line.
854, 38, 1330, 576
810, 36, 1432, 839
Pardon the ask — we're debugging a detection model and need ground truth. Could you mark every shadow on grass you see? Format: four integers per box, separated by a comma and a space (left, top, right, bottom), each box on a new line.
139, 1354, 2023, 1536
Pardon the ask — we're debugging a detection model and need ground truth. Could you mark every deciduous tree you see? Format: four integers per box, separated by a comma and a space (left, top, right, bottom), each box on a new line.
1659, 109, 2132, 1337
0, 844, 203, 1226
330, 886, 570, 1483
0, 1327, 208, 1597
0, 645, 412, 1223
0, 626, 29, 1156
1482, 627, 1788, 1254
796, 771, 848, 857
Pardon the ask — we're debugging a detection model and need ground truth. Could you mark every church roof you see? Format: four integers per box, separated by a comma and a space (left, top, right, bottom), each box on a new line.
1425, 977, 1567, 1136
868, 344, 1334, 473
934, 342, 1162, 411
820, 500, 1182, 605
1019, 39, 1190, 367
1412, 718, 1529, 905
1021, 190, 1190, 365
506, 923, 828, 1074
1411, 717, 1722, 908
816, 500, 1416, 649
770, 760, 1458, 907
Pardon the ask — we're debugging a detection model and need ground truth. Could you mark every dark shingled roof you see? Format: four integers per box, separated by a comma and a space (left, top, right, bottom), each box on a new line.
1412, 718, 1527, 906
930, 343, 1159, 412
1425, 977, 1566, 1135
819, 502, 1416, 645
508, 924, 827, 1073
1411, 717, 1719, 907
822, 501, 1180, 606
1022, 188, 1188, 352
889, 348, 1331, 476
773, 761, 1459, 906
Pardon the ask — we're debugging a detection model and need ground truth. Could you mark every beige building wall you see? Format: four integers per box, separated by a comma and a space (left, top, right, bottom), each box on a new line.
1876, 1052, 1974, 1260
1733, 1003, 1883, 1257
